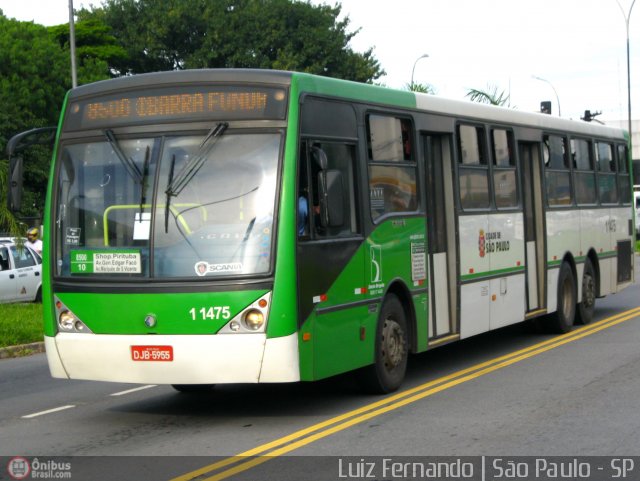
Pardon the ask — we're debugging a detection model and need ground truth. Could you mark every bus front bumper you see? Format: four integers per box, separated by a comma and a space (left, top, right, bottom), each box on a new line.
44, 332, 300, 384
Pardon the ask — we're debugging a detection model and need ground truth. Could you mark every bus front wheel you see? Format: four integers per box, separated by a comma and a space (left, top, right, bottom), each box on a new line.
548, 262, 576, 333
360, 294, 408, 394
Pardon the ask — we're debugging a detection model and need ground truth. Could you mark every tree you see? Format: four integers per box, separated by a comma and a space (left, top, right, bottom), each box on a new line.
406, 82, 435, 94
0, 15, 69, 228
466, 84, 511, 107
77, 0, 384, 83
0, 160, 23, 236
48, 18, 127, 83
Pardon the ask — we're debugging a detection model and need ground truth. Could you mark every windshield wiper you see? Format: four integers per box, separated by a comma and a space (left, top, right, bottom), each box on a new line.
138, 146, 151, 222
164, 154, 177, 233
104, 129, 142, 183
166, 122, 228, 196
165, 122, 228, 197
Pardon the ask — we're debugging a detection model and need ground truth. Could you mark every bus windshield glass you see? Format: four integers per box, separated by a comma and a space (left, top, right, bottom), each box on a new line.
54, 132, 280, 279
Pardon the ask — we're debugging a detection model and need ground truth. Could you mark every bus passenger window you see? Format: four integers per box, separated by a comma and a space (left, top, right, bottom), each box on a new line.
366, 115, 417, 220
596, 142, 617, 204
491, 128, 518, 209
544, 134, 572, 206
571, 138, 596, 206
617, 144, 631, 204
458, 124, 490, 210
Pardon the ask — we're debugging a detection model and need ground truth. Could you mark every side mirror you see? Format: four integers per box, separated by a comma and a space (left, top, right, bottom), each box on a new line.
5, 126, 56, 213
311, 146, 328, 170
318, 169, 344, 228
8, 156, 24, 212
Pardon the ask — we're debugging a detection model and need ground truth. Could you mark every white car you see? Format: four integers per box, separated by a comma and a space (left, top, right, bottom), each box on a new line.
0, 243, 42, 303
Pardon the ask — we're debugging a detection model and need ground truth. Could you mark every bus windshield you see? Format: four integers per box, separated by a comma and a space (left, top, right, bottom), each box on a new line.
54, 132, 281, 279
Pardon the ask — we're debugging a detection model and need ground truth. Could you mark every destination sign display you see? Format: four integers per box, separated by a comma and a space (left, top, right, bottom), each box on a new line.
64, 85, 288, 130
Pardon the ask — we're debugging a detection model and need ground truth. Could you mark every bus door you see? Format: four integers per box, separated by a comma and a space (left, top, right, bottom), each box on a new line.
519, 142, 546, 313
424, 134, 458, 340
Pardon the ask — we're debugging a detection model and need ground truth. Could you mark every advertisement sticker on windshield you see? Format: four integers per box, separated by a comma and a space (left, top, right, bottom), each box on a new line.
71, 250, 142, 274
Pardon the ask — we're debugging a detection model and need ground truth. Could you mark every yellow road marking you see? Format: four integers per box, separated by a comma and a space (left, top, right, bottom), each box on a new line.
172, 307, 640, 481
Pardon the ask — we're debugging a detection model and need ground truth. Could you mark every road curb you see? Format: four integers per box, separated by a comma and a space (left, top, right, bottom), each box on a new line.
0, 342, 45, 359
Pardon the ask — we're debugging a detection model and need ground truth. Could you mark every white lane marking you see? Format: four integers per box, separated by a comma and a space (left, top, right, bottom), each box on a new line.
22, 405, 76, 419
110, 384, 157, 397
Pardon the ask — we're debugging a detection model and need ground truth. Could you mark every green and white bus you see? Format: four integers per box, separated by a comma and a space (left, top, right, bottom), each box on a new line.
7, 70, 634, 393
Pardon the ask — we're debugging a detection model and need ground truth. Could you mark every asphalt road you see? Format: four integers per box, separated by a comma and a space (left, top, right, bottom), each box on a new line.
2, 260, 640, 480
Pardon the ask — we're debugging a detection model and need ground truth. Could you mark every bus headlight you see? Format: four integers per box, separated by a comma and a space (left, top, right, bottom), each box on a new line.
218, 292, 271, 334
243, 309, 264, 331
54, 297, 94, 334
59, 311, 76, 331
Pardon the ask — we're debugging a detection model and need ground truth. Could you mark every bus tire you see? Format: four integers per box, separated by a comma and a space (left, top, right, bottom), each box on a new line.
548, 262, 576, 333
171, 384, 215, 393
576, 258, 596, 325
361, 294, 408, 394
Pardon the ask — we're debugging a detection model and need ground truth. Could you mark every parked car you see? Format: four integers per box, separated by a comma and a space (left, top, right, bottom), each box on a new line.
0, 237, 20, 244
0, 242, 42, 303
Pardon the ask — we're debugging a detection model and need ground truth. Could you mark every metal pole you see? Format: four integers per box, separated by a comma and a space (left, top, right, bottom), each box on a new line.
69, 0, 78, 88
617, 0, 636, 141
532, 75, 561, 117
410, 54, 429, 88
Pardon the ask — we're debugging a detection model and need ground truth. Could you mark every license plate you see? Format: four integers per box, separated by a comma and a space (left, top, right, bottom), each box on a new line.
131, 345, 173, 362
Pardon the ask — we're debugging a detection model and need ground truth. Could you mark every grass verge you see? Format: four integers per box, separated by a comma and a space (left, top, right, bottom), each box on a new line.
0, 303, 43, 348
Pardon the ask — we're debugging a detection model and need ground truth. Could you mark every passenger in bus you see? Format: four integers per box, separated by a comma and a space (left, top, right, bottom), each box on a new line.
298, 187, 319, 236
298, 192, 309, 236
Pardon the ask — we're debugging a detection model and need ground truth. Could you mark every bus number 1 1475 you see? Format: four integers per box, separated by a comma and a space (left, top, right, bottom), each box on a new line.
189, 306, 231, 321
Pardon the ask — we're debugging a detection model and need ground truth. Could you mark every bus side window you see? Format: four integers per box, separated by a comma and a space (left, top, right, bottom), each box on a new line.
544, 134, 572, 206
457, 124, 490, 210
595, 141, 617, 205
367, 115, 418, 220
571, 138, 596, 206
616, 143, 631, 204
491, 128, 518, 209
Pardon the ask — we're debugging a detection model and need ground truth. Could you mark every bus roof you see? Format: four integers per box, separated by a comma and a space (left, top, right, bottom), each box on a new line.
67, 69, 295, 99
66, 69, 626, 140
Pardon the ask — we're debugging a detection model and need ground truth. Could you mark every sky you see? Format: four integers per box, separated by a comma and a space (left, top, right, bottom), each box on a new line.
1, 0, 638, 123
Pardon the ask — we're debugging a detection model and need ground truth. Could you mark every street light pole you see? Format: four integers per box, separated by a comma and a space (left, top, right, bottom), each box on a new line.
617, 0, 636, 140
411, 54, 429, 88
69, 0, 78, 88
532, 75, 561, 117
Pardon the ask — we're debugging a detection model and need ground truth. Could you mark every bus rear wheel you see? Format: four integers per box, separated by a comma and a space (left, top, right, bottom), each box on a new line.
360, 294, 408, 394
576, 258, 596, 325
